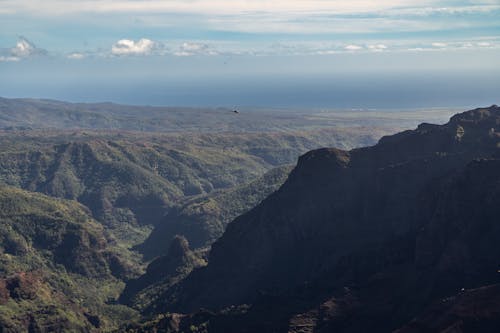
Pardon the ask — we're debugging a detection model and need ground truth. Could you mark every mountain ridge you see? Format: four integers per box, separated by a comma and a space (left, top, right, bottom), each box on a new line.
0, 96, 456, 133
145, 105, 500, 332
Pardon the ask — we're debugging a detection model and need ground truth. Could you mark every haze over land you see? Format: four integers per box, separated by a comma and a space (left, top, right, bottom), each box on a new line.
0, 97, 459, 132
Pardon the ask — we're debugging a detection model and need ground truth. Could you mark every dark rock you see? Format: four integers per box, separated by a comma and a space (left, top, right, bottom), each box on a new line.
148, 106, 500, 332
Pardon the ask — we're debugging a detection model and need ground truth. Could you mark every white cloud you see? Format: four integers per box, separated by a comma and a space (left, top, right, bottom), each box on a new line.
314, 50, 339, 55
11, 38, 35, 57
387, 4, 500, 16
2, 1, 499, 56
368, 44, 388, 51
431, 42, 447, 48
407, 47, 426, 51
477, 42, 491, 47
0, 56, 20, 62
399, 38, 500, 52
174, 42, 218, 56
67, 52, 86, 59
0, 37, 46, 61
12, 37, 46, 57
344, 44, 363, 51
111, 38, 161, 56
204, 15, 454, 35
0, 1, 443, 16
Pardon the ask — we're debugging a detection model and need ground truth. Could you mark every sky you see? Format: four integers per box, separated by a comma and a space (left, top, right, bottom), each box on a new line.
0, 0, 499, 108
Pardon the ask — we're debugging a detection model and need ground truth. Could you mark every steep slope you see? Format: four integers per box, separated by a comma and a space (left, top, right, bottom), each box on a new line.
0, 129, 378, 249
150, 105, 500, 332
0, 123, 389, 332
0, 185, 137, 332
0, 185, 111, 277
0, 128, 369, 249
120, 236, 206, 311
138, 165, 293, 259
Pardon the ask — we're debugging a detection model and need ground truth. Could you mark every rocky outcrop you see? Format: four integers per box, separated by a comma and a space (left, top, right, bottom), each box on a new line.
120, 236, 206, 310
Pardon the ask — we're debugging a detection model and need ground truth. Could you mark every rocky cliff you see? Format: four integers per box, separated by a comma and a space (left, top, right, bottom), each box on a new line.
149, 106, 500, 332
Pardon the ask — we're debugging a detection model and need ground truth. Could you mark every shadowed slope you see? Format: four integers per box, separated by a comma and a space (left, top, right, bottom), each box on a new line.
144, 106, 500, 333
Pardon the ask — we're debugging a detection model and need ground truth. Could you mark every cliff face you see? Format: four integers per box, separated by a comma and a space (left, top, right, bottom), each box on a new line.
150, 106, 500, 332
414, 158, 500, 294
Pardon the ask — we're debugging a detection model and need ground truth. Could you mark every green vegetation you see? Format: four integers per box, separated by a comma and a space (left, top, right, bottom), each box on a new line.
0, 97, 456, 133
138, 164, 294, 259
0, 97, 413, 332
0, 185, 139, 331
0, 129, 380, 332
0, 129, 382, 249
121, 165, 293, 313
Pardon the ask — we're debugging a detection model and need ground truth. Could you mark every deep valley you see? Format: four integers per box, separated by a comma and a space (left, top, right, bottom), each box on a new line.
0, 98, 497, 333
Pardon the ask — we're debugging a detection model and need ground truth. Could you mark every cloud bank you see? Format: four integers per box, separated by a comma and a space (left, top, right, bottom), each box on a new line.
0, 0, 456, 15
1, 0, 499, 60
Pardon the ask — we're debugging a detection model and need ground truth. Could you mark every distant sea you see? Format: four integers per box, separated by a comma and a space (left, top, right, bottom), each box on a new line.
1, 71, 498, 109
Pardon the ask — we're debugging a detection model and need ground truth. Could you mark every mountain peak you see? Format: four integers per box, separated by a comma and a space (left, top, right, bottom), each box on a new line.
167, 235, 191, 259
292, 148, 350, 180
449, 104, 500, 124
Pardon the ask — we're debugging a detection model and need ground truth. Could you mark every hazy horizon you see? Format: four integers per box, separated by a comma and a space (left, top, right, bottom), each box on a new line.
1, 0, 499, 109
1, 72, 498, 109
1, 57, 499, 109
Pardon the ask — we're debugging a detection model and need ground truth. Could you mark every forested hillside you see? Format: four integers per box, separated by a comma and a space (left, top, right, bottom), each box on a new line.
0, 185, 139, 332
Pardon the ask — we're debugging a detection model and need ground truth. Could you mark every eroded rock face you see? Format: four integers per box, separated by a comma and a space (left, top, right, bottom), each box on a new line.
144, 106, 500, 332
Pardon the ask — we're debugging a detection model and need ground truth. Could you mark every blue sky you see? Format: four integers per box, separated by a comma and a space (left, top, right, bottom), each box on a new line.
0, 0, 499, 107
